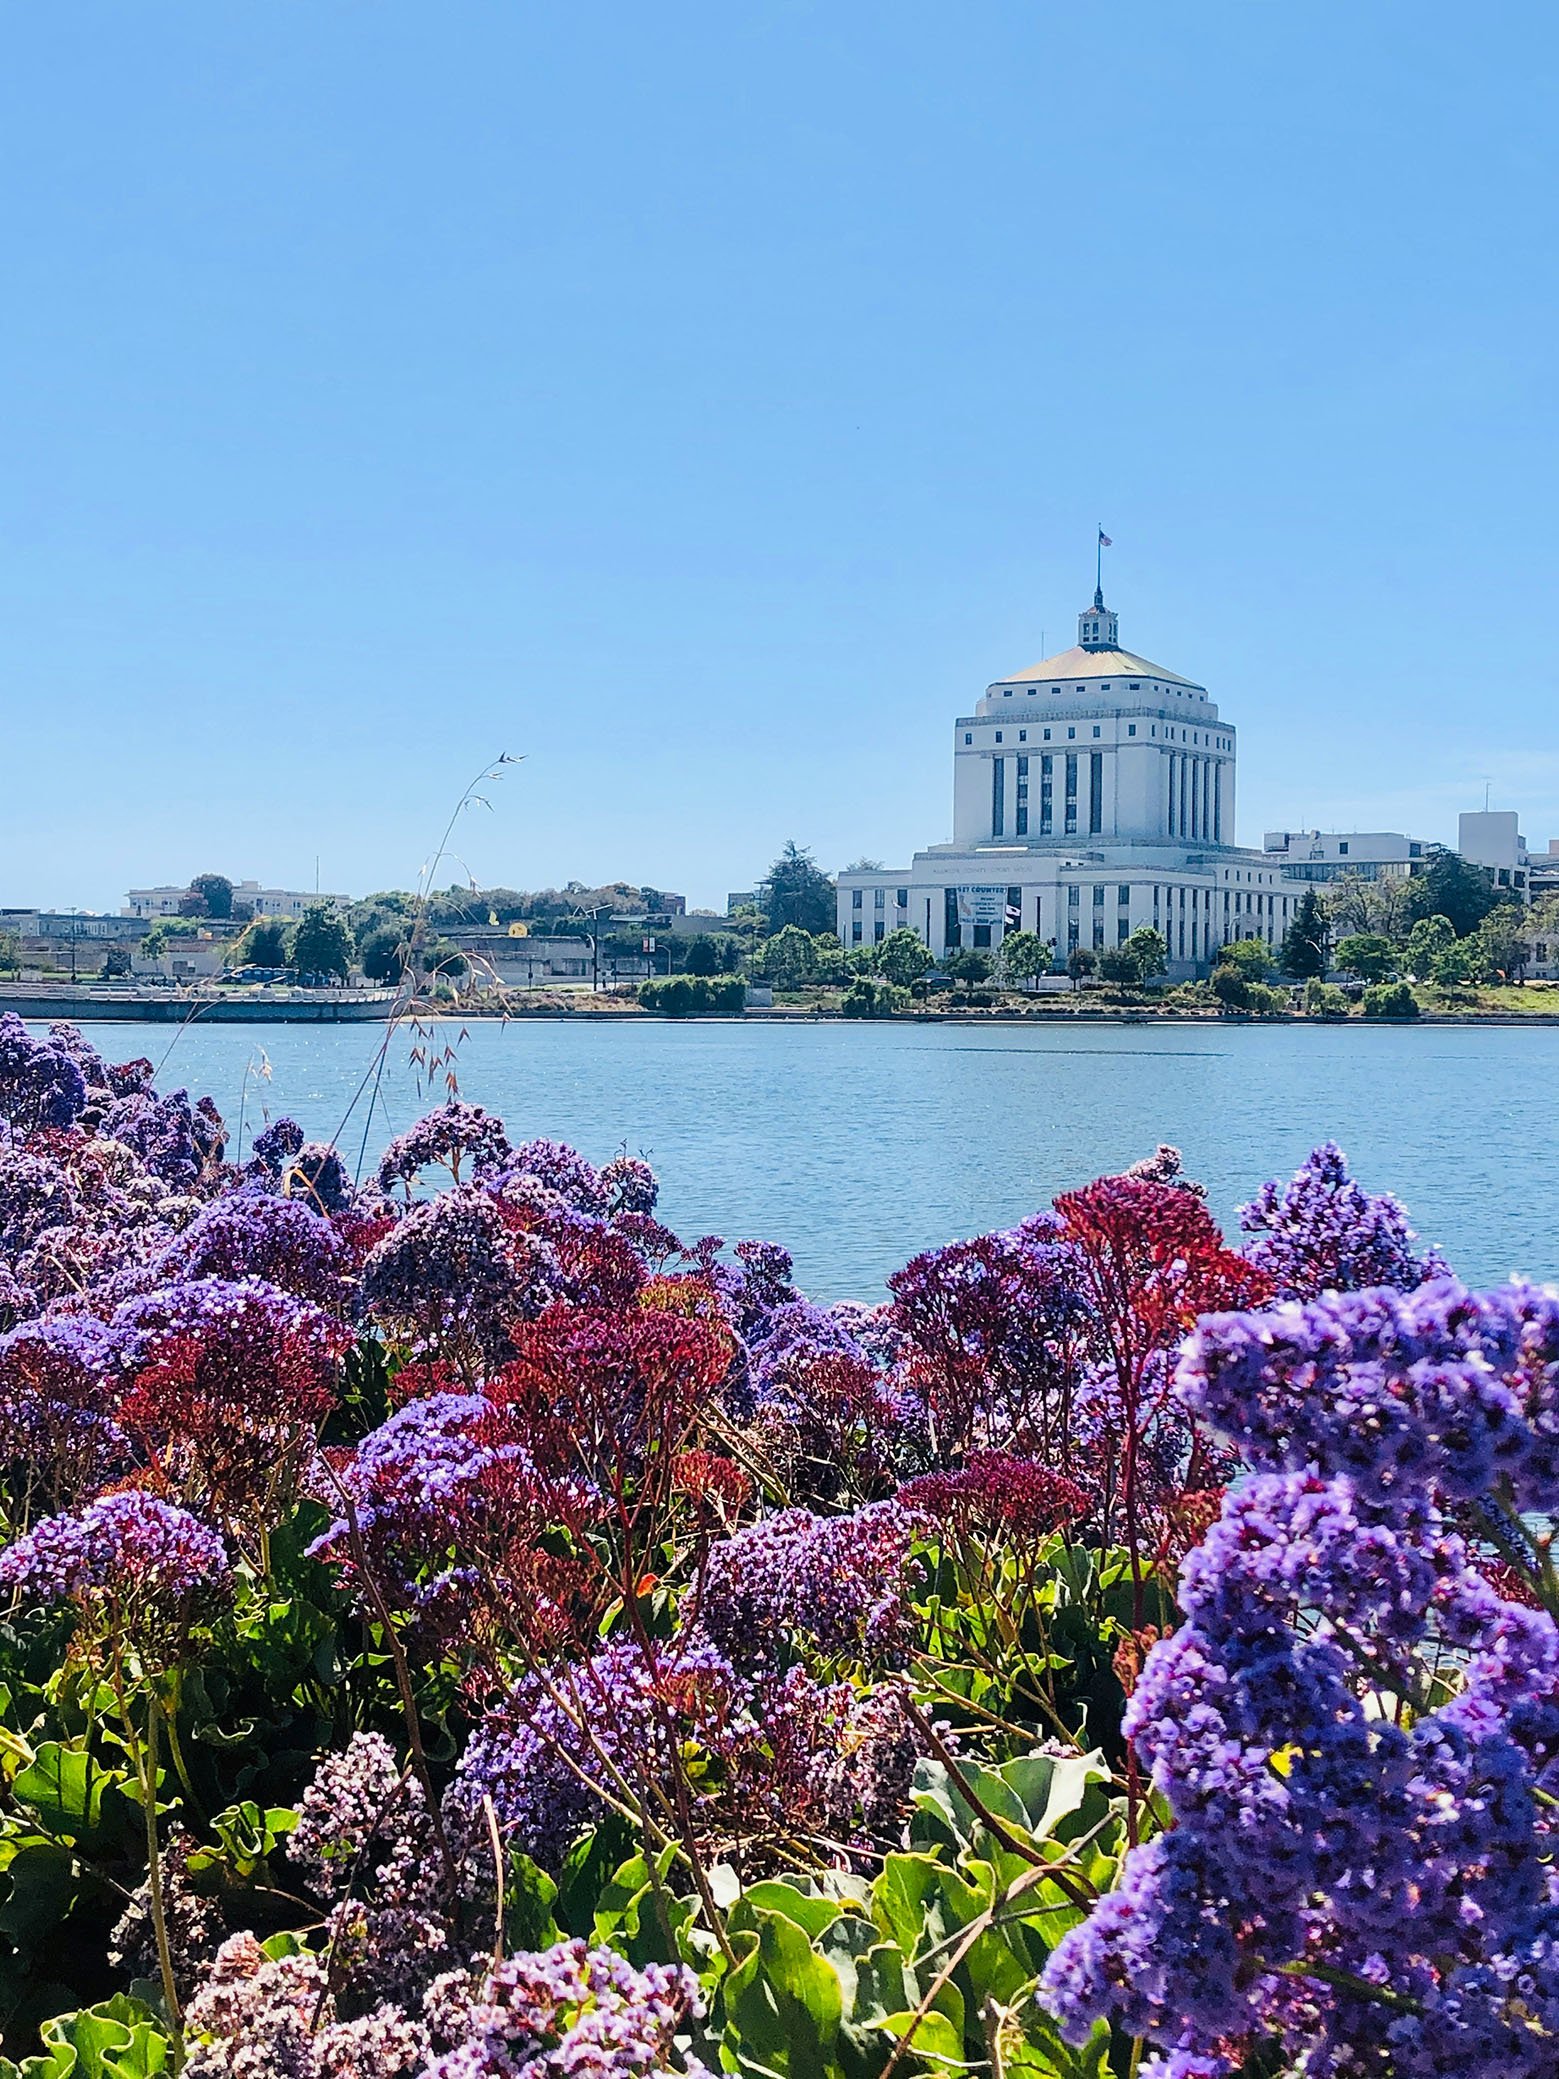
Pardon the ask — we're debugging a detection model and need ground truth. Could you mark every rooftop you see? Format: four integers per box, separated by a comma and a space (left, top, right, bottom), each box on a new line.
990, 643, 1202, 690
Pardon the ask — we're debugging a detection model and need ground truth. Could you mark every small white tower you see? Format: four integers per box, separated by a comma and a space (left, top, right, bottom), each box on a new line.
1077, 586, 1119, 650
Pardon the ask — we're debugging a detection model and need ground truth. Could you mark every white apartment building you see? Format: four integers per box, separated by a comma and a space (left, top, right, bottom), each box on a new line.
124, 880, 349, 920
1457, 812, 1531, 899
836, 585, 1297, 977
1262, 830, 1436, 882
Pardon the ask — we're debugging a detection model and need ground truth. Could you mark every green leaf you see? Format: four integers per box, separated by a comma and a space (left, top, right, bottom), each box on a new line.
881, 2009, 967, 2072
732, 1881, 845, 1942
0, 1840, 78, 1946
998, 1999, 1111, 2079
11, 1748, 125, 1847
721, 1905, 844, 2079
2, 1993, 171, 2078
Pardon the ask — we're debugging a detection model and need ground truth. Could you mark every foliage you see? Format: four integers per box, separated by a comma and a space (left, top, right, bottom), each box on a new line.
761, 843, 837, 936
680, 934, 734, 978
1122, 927, 1168, 980
1402, 912, 1457, 980
289, 905, 353, 981
1063, 947, 1095, 988
1217, 936, 1273, 982
946, 948, 993, 986
137, 919, 204, 962
228, 918, 291, 969
1303, 977, 1349, 1017
1363, 978, 1420, 1019
637, 975, 746, 1016
840, 978, 908, 1018
1276, 888, 1329, 979
1332, 931, 1396, 982
1095, 947, 1141, 987
751, 927, 820, 991
1403, 848, 1500, 937
1474, 901, 1529, 982
873, 930, 933, 990
5, 1015, 1555, 2079
996, 931, 1051, 990
187, 875, 234, 921
357, 922, 411, 983
0, 930, 19, 976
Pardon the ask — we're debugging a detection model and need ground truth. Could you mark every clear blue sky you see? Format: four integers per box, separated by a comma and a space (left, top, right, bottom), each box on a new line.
3, 2, 1557, 912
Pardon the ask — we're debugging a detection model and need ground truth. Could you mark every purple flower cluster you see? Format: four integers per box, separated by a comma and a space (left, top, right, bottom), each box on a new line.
1180, 1276, 1559, 1519
147, 1188, 349, 1308
449, 1637, 748, 1869
500, 1137, 611, 1213
600, 1153, 659, 1215
378, 1101, 513, 1192
0, 1315, 127, 1502
0, 1012, 87, 1133
1238, 1140, 1445, 1298
100, 1085, 225, 1190
1045, 1273, 1559, 2075
424, 1940, 709, 2079
361, 1185, 558, 1370
0, 1491, 230, 1659
691, 1501, 920, 1663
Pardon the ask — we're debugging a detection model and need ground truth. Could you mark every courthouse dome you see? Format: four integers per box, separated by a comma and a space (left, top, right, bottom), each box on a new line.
992, 589, 1203, 691
992, 642, 1201, 690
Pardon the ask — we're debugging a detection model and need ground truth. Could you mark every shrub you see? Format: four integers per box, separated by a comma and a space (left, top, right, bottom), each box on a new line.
1363, 979, 1420, 1020
637, 975, 745, 1017
1304, 978, 1350, 1018
841, 978, 908, 1018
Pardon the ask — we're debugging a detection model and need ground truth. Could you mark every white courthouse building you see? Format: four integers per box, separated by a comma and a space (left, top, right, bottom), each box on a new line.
836, 586, 1297, 977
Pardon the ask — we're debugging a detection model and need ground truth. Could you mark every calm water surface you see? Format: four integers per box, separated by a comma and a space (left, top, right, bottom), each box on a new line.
45, 1018, 1558, 1299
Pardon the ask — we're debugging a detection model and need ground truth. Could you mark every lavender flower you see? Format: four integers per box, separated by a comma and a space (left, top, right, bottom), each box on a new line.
601, 1153, 659, 1216
1239, 1141, 1445, 1298
500, 1138, 610, 1213
149, 1188, 349, 1307
361, 1185, 557, 1371
423, 1940, 709, 2079
691, 1501, 920, 1663
0, 1012, 87, 1132
377, 1102, 512, 1193
0, 1491, 230, 1661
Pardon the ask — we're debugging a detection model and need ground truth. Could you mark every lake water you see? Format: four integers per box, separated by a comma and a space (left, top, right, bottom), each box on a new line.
40, 1017, 1557, 1299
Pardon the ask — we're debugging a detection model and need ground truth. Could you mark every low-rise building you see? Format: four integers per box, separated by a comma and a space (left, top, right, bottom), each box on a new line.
1261, 830, 1437, 882
124, 880, 349, 920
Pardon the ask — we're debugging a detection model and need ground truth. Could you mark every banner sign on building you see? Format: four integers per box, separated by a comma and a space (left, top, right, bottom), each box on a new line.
952, 885, 1008, 928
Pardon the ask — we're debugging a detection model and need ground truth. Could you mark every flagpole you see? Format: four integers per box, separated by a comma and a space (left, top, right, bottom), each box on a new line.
1096, 527, 1102, 596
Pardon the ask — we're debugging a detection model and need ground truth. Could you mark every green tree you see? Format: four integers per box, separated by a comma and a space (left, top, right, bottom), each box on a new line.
761, 842, 837, 935
230, 917, 291, 967
1473, 902, 1529, 982
1305, 978, 1350, 1017
189, 873, 235, 919
1065, 945, 1097, 990
1097, 945, 1143, 987
1402, 914, 1457, 981
359, 924, 411, 983
0, 927, 20, 975
1364, 980, 1420, 1020
1220, 937, 1274, 982
1277, 889, 1329, 980
996, 930, 1050, 991
420, 938, 468, 982
946, 946, 993, 985
680, 934, 723, 977
753, 925, 819, 990
1124, 926, 1169, 979
1404, 852, 1499, 938
1333, 932, 1397, 983
841, 976, 908, 1018
875, 927, 933, 988
1211, 963, 1252, 1011
1430, 941, 1480, 988
292, 903, 353, 981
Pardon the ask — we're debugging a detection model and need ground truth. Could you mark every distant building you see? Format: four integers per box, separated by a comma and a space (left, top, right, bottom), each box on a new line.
1261, 830, 1437, 882
835, 580, 1297, 977
124, 880, 349, 920
726, 892, 758, 916
1457, 812, 1530, 899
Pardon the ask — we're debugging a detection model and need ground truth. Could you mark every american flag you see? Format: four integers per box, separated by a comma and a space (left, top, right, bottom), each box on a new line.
1098, 528, 1113, 547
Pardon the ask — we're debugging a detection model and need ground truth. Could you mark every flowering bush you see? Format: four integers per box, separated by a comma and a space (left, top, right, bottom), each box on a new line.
5, 1024, 1551, 2079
